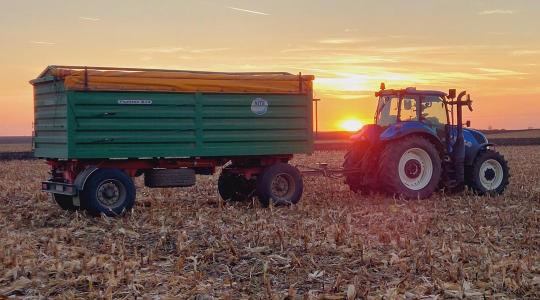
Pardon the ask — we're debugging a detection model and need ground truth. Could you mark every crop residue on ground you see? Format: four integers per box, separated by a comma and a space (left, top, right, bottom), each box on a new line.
0, 146, 539, 298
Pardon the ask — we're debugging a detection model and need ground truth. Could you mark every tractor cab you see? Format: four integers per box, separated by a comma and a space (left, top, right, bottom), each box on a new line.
344, 84, 509, 199
375, 87, 450, 144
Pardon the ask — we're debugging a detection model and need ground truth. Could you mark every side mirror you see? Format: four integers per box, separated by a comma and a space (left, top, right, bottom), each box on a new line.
403, 99, 412, 110
465, 120, 471, 128
448, 89, 456, 99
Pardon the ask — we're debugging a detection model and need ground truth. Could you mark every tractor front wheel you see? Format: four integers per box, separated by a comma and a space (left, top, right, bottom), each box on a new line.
467, 149, 509, 195
378, 137, 442, 199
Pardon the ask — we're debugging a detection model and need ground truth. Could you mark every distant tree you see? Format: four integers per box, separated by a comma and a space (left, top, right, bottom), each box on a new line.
488, 125, 493, 130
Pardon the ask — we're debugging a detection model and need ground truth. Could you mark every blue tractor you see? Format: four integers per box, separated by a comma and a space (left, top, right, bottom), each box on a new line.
343, 84, 509, 199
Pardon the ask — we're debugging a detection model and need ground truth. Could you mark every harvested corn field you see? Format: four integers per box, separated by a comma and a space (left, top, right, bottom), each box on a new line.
0, 146, 539, 299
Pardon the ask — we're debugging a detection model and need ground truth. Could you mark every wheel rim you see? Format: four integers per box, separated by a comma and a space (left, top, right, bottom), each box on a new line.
96, 179, 126, 208
479, 159, 504, 191
270, 173, 295, 199
398, 147, 433, 191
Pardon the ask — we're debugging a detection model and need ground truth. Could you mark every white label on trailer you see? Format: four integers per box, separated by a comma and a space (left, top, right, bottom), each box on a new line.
118, 99, 153, 105
251, 98, 268, 115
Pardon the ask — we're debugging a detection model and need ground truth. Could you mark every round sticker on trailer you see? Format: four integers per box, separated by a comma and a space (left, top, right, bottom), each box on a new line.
251, 98, 268, 115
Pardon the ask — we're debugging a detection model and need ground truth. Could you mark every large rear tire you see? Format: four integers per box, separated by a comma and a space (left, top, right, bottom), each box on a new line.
467, 149, 509, 195
343, 143, 374, 194
217, 172, 256, 202
378, 137, 442, 199
80, 168, 136, 217
256, 163, 303, 207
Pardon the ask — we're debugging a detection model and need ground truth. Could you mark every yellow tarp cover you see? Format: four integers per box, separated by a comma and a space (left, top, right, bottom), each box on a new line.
38, 66, 314, 94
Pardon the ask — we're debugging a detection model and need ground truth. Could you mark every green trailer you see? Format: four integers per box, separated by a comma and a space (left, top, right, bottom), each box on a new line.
32, 66, 314, 216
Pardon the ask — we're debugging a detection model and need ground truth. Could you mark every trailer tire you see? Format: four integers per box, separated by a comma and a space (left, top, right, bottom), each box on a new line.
256, 163, 303, 207
378, 136, 441, 199
467, 149, 509, 195
80, 168, 136, 217
53, 194, 80, 211
218, 172, 256, 202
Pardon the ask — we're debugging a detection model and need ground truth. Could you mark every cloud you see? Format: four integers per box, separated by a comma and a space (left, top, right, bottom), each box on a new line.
318, 39, 360, 45
29, 41, 55, 45
512, 50, 540, 56
475, 68, 526, 76
189, 48, 230, 53
79, 16, 100, 21
131, 47, 185, 54
226, 6, 269, 16
479, 9, 515, 15
129, 46, 229, 54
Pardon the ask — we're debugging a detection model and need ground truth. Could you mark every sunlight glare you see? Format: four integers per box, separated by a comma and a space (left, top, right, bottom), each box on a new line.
340, 119, 364, 132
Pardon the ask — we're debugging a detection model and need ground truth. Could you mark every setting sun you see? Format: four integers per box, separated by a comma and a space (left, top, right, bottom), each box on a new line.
339, 119, 364, 132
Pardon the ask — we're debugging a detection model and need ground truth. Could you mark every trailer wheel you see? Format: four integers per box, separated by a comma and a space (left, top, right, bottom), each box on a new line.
256, 163, 303, 207
53, 194, 80, 211
378, 137, 441, 199
80, 168, 136, 217
218, 172, 256, 202
467, 149, 509, 195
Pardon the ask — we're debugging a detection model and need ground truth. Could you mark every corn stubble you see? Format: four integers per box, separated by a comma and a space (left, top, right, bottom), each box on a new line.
0, 146, 539, 299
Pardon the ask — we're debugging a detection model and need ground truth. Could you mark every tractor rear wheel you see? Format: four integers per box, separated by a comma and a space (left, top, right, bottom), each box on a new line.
467, 149, 509, 195
378, 137, 442, 199
343, 143, 375, 194
218, 171, 256, 202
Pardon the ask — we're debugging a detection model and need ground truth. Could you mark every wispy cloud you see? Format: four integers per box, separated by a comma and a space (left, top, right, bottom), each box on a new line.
318, 39, 362, 45
131, 47, 185, 54
479, 9, 515, 15
190, 47, 230, 53
129, 46, 229, 54
29, 41, 55, 45
475, 67, 526, 76
79, 16, 100, 21
226, 6, 269, 16
512, 49, 540, 56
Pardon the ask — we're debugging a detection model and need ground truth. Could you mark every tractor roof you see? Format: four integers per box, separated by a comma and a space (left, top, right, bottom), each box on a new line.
377, 87, 447, 97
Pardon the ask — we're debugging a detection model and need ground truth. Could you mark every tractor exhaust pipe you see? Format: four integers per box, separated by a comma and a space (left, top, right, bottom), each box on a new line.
453, 91, 467, 184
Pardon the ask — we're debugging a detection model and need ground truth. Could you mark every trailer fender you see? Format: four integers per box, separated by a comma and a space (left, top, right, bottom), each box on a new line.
72, 166, 99, 206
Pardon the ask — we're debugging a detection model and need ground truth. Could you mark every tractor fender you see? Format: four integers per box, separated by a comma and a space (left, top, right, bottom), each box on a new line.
380, 122, 443, 149
350, 124, 383, 143
465, 143, 494, 166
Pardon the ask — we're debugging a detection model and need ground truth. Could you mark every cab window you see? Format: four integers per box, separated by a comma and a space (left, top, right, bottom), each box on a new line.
399, 96, 418, 121
421, 96, 447, 126
376, 96, 399, 126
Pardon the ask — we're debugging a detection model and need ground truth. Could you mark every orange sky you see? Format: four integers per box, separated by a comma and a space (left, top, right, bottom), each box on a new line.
1, 0, 539, 135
